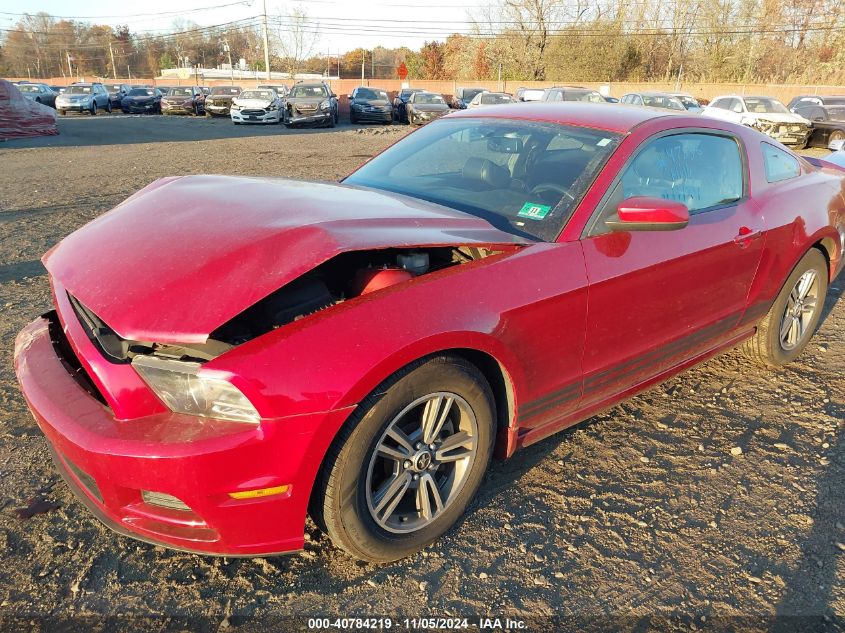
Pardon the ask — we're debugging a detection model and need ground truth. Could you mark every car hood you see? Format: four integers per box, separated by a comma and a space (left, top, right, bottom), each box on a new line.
234, 98, 273, 108
413, 104, 449, 112
287, 97, 323, 104
354, 100, 390, 107
126, 95, 155, 102
44, 175, 525, 344
207, 94, 236, 101
748, 112, 809, 124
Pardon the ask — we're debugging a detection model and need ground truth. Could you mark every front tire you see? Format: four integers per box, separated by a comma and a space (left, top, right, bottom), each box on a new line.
741, 248, 828, 366
315, 355, 495, 562
105, 101, 112, 113
89, 102, 96, 116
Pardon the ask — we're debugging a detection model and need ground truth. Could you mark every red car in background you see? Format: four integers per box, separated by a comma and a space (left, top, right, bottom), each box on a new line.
14, 104, 845, 563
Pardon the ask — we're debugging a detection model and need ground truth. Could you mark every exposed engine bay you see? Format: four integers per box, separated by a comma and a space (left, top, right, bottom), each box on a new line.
70, 246, 506, 363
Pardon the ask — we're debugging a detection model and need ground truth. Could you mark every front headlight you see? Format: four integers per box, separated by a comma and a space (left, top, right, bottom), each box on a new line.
231, 103, 241, 110
132, 355, 260, 424
268, 102, 278, 110
320, 99, 331, 111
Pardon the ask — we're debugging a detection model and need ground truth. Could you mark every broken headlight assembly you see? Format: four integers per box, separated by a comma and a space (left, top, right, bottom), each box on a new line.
320, 99, 331, 111
132, 355, 260, 424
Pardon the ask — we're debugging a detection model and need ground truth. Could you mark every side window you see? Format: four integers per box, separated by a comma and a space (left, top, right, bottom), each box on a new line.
710, 98, 726, 109
633, 95, 643, 105
762, 143, 800, 183
730, 98, 744, 113
590, 133, 745, 235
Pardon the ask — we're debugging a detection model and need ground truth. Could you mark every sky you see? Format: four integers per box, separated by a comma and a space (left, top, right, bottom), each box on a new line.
0, 0, 482, 55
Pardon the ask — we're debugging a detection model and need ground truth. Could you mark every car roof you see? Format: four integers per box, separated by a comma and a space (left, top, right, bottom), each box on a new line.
448, 101, 685, 133
637, 91, 680, 97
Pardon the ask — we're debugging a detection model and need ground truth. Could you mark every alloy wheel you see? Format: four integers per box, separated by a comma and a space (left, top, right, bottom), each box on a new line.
779, 269, 819, 350
365, 392, 479, 534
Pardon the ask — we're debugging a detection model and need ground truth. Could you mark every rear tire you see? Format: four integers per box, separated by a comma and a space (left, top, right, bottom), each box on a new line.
741, 248, 828, 366
829, 129, 845, 145
106, 101, 112, 113
314, 355, 495, 563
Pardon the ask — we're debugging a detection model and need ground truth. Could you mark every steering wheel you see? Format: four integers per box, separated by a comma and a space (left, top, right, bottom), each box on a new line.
530, 182, 575, 203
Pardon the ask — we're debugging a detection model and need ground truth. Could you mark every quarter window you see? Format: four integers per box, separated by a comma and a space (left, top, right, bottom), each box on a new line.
762, 143, 800, 182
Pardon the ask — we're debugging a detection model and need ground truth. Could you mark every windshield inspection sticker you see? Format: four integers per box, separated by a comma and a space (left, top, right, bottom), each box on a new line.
517, 202, 552, 220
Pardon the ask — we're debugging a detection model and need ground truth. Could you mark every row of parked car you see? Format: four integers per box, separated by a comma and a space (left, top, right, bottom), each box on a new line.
13, 79, 845, 146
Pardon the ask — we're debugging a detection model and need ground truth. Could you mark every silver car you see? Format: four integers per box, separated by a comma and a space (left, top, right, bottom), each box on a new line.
16, 83, 57, 108
55, 82, 112, 115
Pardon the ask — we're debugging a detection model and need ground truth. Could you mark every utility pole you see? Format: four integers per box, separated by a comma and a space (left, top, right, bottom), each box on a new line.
127, 65, 131, 81
66, 50, 72, 77
262, 0, 271, 80
224, 40, 234, 82
108, 40, 117, 79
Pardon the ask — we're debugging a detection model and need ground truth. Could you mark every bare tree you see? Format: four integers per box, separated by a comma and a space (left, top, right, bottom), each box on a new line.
274, 5, 320, 79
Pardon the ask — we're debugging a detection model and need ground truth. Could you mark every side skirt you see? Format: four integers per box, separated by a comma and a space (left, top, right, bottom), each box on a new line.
514, 329, 754, 452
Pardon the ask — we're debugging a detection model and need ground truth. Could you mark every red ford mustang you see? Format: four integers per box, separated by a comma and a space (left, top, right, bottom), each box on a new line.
14, 103, 845, 563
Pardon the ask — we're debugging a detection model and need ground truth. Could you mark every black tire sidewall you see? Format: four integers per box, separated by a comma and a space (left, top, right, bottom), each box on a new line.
330, 359, 495, 561
764, 249, 828, 364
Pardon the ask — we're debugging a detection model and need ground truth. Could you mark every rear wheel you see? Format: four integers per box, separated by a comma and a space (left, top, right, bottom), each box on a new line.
105, 100, 112, 113
741, 248, 828, 366
829, 129, 845, 145
315, 355, 495, 562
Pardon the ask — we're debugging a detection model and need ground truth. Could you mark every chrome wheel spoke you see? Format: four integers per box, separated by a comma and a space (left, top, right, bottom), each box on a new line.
780, 315, 796, 341
377, 443, 409, 463
421, 395, 454, 444
797, 271, 816, 300
417, 472, 444, 520
386, 427, 415, 455
435, 431, 476, 463
372, 472, 412, 521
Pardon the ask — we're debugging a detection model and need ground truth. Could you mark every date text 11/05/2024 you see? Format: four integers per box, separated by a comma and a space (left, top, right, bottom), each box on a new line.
307, 617, 527, 630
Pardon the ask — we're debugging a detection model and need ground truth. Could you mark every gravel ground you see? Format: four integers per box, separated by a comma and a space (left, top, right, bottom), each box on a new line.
0, 117, 843, 632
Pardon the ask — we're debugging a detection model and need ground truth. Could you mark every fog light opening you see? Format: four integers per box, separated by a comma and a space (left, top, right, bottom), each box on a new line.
141, 490, 192, 511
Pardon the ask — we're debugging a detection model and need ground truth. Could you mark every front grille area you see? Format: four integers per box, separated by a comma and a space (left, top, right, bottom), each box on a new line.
242, 109, 266, 115
46, 310, 108, 405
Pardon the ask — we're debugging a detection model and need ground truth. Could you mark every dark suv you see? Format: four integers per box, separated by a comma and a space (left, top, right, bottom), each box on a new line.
284, 82, 338, 127
161, 86, 206, 115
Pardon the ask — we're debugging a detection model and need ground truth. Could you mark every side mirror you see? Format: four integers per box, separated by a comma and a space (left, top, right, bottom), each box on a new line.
605, 196, 689, 232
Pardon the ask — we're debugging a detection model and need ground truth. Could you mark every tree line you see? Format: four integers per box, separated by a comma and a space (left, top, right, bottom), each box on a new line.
2, 0, 844, 84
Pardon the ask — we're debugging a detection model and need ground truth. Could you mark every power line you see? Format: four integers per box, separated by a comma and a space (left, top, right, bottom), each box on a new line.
0, 1, 254, 21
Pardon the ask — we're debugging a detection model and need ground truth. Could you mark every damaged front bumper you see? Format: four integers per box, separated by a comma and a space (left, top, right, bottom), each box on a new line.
754, 121, 811, 146
232, 108, 281, 124
13, 311, 353, 556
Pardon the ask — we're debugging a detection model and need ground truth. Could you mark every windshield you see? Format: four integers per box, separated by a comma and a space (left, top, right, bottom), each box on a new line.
128, 88, 154, 96
642, 95, 686, 110
481, 94, 513, 104
356, 88, 388, 101
103, 84, 121, 91
211, 87, 241, 95
414, 93, 445, 105
240, 90, 273, 100
18, 85, 40, 93
744, 97, 789, 114
674, 95, 700, 108
67, 86, 91, 94
167, 88, 194, 96
345, 118, 621, 241
567, 90, 605, 103
462, 88, 486, 101
290, 85, 326, 98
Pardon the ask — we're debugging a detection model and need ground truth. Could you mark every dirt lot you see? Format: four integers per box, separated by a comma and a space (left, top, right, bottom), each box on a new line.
0, 115, 843, 632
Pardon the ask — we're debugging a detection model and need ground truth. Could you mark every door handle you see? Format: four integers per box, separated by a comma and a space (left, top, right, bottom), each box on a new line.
734, 226, 761, 247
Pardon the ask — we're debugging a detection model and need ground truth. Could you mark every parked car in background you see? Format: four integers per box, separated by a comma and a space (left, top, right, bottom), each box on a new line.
162, 86, 205, 116
790, 103, 845, 147
50, 85, 67, 95
120, 87, 162, 114
787, 94, 845, 110
392, 88, 425, 123
541, 86, 605, 103
16, 103, 844, 564
284, 82, 338, 127
516, 87, 545, 102
257, 84, 290, 98
621, 92, 686, 111
405, 91, 450, 125
101, 83, 132, 108
603, 95, 619, 103
230, 88, 282, 124
203, 86, 242, 117
348, 86, 392, 124
703, 95, 811, 147
16, 83, 57, 108
450, 87, 489, 109
55, 82, 111, 115
669, 93, 703, 112
467, 92, 515, 108
199, 86, 211, 97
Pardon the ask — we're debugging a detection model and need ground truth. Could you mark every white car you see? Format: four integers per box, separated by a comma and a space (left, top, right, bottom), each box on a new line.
230, 89, 282, 125
467, 92, 516, 108
702, 95, 811, 147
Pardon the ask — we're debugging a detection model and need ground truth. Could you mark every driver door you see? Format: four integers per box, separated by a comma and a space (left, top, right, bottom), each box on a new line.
578, 130, 764, 406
